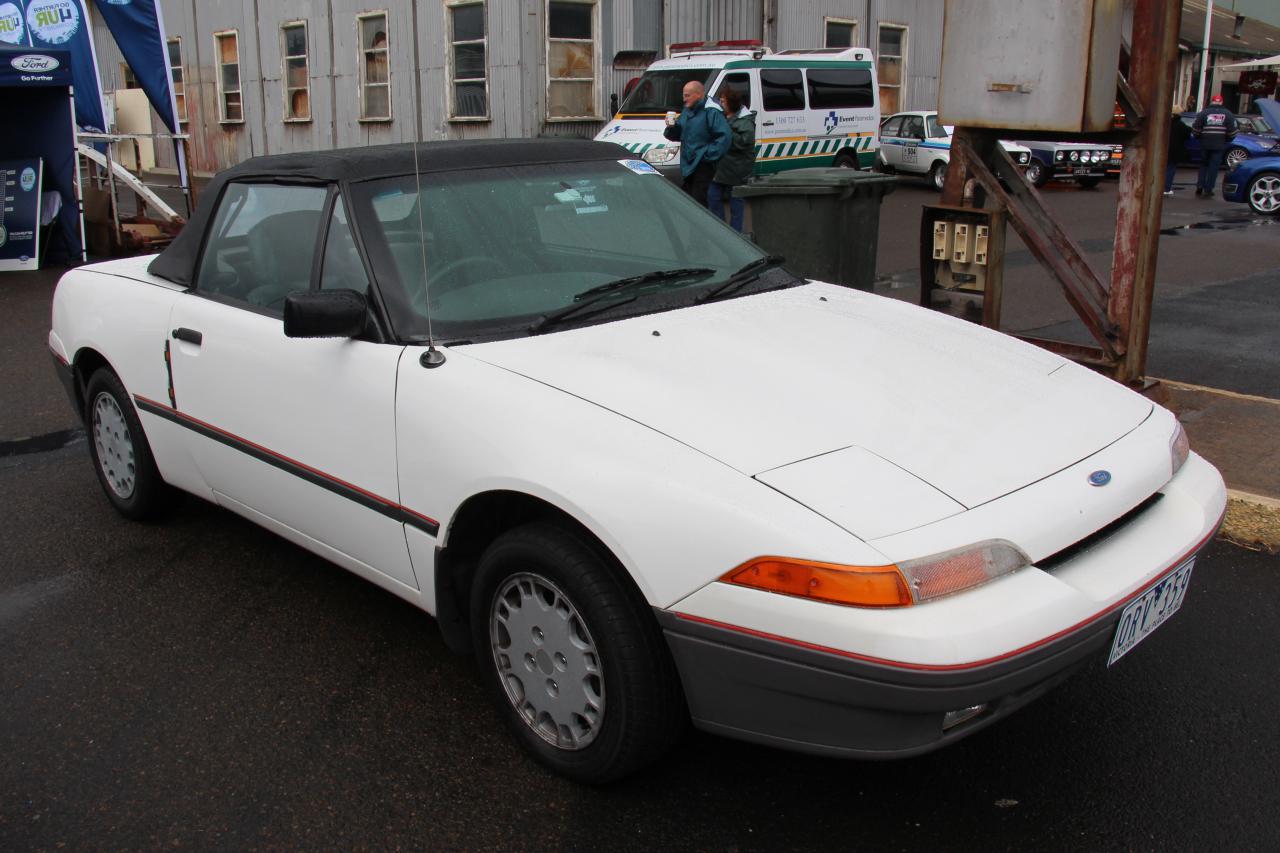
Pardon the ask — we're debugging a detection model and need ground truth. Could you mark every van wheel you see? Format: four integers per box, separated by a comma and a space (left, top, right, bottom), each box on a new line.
929, 162, 948, 192
834, 151, 859, 169
470, 522, 685, 783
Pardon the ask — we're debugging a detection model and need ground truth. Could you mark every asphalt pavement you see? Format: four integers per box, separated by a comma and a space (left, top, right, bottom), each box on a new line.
3, 171, 1279, 850
1, 440, 1276, 850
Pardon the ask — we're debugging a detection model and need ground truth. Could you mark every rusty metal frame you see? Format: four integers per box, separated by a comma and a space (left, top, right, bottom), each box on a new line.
935, 0, 1182, 386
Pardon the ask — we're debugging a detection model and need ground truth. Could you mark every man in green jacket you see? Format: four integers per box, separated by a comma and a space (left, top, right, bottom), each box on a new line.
663, 80, 732, 205
708, 86, 756, 232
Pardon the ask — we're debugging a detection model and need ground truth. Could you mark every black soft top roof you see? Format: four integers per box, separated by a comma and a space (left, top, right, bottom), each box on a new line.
149, 138, 625, 287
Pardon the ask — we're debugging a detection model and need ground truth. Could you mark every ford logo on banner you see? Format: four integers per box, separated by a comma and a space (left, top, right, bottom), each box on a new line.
11, 53, 60, 72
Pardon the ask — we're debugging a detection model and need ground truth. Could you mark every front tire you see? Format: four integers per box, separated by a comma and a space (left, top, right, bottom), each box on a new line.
470, 522, 685, 783
84, 368, 167, 520
1225, 147, 1249, 170
1246, 173, 1280, 215
1025, 159, 1048, 187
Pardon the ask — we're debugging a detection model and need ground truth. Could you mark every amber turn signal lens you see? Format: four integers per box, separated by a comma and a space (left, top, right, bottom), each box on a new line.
721, 557, 913, 608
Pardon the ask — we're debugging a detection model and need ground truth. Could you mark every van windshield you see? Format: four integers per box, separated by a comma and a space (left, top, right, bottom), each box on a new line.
618, 69, 716, 114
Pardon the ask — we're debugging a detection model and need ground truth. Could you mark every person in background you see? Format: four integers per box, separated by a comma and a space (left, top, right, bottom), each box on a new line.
708, 86, 756, 232
1165, 110, 1192, 196
663, 80, 731, 206
1191, 94, 1237, 197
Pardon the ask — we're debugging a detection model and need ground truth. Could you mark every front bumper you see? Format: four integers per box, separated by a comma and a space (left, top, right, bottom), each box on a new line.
658, 527, 1215, 759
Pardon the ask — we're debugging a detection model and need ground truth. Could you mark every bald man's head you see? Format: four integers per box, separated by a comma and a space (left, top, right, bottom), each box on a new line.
682, 80, 705, 109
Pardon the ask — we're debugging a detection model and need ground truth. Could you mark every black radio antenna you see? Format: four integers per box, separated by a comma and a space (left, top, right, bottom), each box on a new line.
412, 139, 445, 368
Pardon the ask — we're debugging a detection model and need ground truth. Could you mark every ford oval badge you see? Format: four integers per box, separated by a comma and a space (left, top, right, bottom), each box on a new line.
11, 54, 60, 72
1088, 470, 1112, 487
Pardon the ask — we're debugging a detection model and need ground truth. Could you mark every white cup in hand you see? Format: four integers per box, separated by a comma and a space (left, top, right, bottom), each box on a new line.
665, 111, 678, 127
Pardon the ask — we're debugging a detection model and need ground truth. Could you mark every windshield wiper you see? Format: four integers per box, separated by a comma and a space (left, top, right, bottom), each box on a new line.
528, 294, 640, 335
572, 267, 716, 301
528, 267, 716, 335
695, 255, 788, 304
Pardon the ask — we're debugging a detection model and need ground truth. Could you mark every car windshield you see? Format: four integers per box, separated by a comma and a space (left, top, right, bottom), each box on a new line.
350, 160, 779, 342
1241, 115, 1273, 134
618, 69, 716, 113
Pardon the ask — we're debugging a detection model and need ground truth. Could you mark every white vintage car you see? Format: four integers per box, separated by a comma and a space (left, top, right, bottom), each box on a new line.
878, 110, 1033, 190
50, 140, 1225, 783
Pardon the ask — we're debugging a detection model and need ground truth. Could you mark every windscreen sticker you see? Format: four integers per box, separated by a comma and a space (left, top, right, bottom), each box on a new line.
619, 159, 659, 175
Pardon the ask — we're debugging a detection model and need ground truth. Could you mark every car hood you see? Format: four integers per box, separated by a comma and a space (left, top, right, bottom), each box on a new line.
461, 283, 1151, 509
1256, 98, 1280, 137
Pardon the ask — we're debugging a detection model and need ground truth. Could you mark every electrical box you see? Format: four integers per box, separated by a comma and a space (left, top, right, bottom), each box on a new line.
937, 0, 1123, 133
920, 206, 1006, 327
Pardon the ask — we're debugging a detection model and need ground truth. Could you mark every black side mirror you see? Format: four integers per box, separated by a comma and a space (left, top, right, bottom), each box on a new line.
283, 289, 368, 338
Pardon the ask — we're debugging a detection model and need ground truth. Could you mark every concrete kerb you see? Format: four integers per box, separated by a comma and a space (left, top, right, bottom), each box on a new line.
1158, 380, 1280, 556
1221, 491, 1280, 556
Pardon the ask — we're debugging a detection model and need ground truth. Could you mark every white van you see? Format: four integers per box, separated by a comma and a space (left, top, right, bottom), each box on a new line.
595, 42, 880, 178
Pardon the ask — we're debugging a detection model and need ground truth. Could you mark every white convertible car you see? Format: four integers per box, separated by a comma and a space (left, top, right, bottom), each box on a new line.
50, 140, 1225, 783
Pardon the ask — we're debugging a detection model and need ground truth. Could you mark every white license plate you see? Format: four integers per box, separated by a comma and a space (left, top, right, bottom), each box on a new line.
1072, 166, 1094, 175
1107, 559, 1195, 666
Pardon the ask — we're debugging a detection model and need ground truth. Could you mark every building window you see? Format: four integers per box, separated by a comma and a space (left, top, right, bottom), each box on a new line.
358, 12, 391, 121
448, 1, 488, 119
282, 22, 311, 122
825, 17, 857, 49
214, 31, 243, 124
877, 24, 906, 115
167, 38, 187, 122
546, 0, 598, 120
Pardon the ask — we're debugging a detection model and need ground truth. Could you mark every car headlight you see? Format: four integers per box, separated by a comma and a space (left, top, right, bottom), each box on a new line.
1055, 151, 1065, 163
1170, 421, 1190, 477
1020, 152, 1030, 164
1069, 151, 1080, 162
721, 540, 1031, 608
1099, 149, 1111, 161
643, 145, 679, 165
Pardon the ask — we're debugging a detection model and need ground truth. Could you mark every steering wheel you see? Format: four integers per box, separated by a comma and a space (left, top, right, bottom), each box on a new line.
410, 255, 507, 316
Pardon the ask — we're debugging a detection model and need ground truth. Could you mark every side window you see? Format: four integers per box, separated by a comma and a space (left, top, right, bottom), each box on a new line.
712, 72, 752, 109
760, 68, 805, 112
806, 68, 873, 110
320, 197, 370, 294
881, 115, 904, 137
196, 183, 327, 310
902, 115, 924, 139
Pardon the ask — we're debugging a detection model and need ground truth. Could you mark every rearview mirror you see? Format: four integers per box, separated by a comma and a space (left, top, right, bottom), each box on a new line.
283, 289, 368, 338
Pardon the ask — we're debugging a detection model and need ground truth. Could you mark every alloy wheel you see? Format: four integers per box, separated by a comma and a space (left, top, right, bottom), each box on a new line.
1249, 175, 1280, 214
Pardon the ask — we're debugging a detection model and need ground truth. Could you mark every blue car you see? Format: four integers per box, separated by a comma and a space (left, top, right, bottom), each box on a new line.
1222, 155, 1280, 215
1181, 98, 1280, 170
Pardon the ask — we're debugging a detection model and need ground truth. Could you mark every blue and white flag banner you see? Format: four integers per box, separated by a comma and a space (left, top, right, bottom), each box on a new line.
5, 0, 107, 133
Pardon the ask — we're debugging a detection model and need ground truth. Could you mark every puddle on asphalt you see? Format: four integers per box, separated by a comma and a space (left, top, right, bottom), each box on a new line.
0, 428, 85, 458
1159, 212, 1278, 236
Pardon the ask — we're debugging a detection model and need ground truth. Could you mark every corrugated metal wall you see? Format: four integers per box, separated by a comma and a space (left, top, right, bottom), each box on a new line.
774, 1, 865, 50
871, 0, 942, 112
664, 0, 765, 45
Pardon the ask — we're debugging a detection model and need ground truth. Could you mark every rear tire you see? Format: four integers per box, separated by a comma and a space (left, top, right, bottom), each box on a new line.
834, 150, 859, 169
84, 368, 167, 521
929, 161, 947, 192
470, 522, 685, 783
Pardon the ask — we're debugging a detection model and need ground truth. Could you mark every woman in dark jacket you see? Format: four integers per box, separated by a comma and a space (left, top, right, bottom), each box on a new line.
707, 87, 756, 232
1165, 111, 1192, 195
